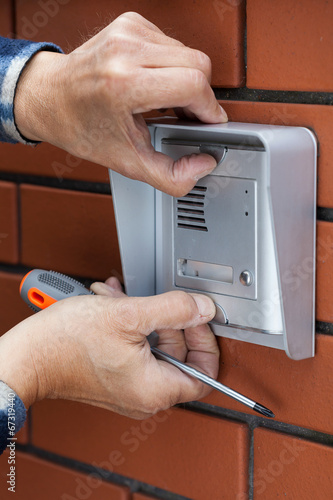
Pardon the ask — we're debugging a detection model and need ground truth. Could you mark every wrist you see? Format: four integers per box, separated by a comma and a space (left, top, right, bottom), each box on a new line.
14, 50, 68, 144
0, 320, 43, 409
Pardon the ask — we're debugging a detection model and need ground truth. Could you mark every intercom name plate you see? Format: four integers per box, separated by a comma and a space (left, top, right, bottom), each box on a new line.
110, 119, 317, 360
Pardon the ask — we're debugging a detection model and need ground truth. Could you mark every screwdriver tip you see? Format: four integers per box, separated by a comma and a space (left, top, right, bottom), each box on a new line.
253, 403, 275, 418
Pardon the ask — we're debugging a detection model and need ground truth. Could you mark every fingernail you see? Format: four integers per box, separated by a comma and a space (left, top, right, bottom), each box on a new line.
103, 283, 118, 292
219, 105, 228, 122
191, 293, 216, 318
90, 282, 116, 293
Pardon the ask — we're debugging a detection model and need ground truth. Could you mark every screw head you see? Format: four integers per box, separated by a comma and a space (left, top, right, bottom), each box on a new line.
240, 270, 253, 286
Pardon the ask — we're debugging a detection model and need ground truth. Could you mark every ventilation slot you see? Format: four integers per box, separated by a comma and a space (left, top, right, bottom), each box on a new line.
177, 186, 207, 231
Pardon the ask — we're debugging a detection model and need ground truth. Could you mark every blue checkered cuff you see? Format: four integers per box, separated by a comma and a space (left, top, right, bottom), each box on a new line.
0, 380, 27, 456
0, 36, 63, 145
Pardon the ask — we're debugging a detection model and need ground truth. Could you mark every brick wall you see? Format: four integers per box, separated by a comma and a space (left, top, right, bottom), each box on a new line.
0, 1, 332, 499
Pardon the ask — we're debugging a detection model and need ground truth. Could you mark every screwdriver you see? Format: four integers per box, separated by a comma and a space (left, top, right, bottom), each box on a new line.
20, 269, 275, 418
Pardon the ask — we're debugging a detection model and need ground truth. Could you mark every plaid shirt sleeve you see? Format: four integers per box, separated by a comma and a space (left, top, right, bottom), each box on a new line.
0, 36, 63, 145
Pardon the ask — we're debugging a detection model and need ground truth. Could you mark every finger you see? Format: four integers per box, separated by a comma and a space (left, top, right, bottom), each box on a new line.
129, 115, 216, 196
155, 353, 217, 404
132, 67, 227, 123
113, 12, 184, 46
127, 117, 217, 196
115, 12, 166, 36
184, 324, 220, 380
134, 45, 212, 82
104, 277, 124, 292
130, 115, 218, 197
90, 281, 125, 298
111, 291, 216, 337
174, 106, 198, 121
155, 328, 187, 361
129, 115, 216, 197
156, 324, 219, 403
141, 148, 217, 197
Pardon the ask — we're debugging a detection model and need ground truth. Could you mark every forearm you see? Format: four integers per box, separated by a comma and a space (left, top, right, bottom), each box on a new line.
0, 322, 39, 410
14, 50, 68, 143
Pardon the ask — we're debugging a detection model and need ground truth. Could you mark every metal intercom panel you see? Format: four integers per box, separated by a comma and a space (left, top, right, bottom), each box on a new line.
110, 119, 317, 360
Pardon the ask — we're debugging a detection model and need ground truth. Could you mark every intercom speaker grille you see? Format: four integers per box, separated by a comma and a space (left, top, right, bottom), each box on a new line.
176, 185, 208, 232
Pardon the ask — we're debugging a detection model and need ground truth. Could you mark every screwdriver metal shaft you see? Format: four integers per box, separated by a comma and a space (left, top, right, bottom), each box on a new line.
150, 344, 274, 418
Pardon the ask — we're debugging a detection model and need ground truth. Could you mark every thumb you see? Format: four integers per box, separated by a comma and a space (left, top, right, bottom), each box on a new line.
143, 149, 217, 197
112, 291, 216, 337
90, 277, 124, 298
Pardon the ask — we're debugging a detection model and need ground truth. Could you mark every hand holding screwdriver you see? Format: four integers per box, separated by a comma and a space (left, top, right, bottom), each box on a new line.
20, 270, 274, 417
1, 270, 217, 415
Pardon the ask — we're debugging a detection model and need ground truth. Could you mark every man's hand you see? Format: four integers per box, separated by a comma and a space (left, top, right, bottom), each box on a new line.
14, 12, 227, 196
0, 277, 219, 418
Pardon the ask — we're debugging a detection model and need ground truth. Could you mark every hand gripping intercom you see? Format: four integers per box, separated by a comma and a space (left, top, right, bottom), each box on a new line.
110, 118, 317, 360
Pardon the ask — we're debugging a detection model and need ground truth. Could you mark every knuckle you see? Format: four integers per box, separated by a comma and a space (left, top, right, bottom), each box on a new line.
133, 387, 165, 415
113, 14, 130, 30
167, 387, 183, 408
171, 290, 196, 316
110, 32, 131, 50
117, 11, 145, 24
140, 400, 160, 416
195, 50, 212, 76
110, 299, 142, 334
168, 182, 192, 197
190, 68, 208, 93
169, 158, 197, 197
195, 382, 211, 401
173, 182, 194, 197
103, 58, 130, 93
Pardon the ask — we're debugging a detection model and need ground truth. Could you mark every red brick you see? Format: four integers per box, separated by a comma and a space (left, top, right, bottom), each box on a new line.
32, 401, 249, 500
0, 451, 130, 500
16, 418, 29, 445
133, 494, 157, 500
247, 0, 333, 92
0, 182, 18, 265
220, 100, 333, 208
0, 1, 12, 37
0, 451, 9, 481
0, 272, 33, 336
202, 334, 333, 435
16, 0, 245, 87
253, 429, 333, 499
0, 143, 110, 183
20, 185, 122, 280
316, 221, 333, 323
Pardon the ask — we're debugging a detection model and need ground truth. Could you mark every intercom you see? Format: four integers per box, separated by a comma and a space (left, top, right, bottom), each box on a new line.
110, 118, 317, 360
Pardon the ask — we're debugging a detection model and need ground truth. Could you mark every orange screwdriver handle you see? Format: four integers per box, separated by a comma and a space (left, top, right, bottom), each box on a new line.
20, 269, 92, 312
